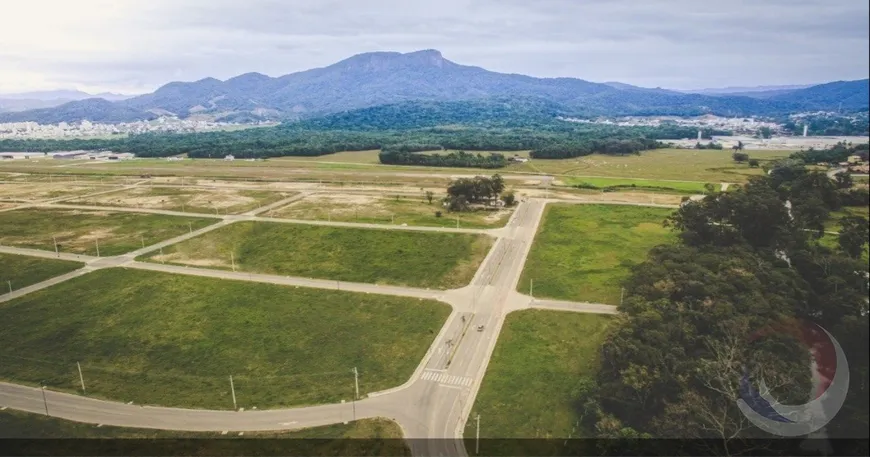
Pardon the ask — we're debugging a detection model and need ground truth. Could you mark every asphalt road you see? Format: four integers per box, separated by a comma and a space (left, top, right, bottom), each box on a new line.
0, 198, 616, 456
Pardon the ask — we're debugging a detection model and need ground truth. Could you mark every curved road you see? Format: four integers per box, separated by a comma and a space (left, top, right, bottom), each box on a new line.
0, 198, 616, 456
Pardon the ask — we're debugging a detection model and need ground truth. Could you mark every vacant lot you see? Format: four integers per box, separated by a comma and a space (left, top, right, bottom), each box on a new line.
508, 148, 790, 182
519, 204, 676, 304
559, 176, 711, 194
0, 208, 216, 256
143, 221, 491, 289
467, 310, 611, 452
69, 186, 296, 214
273, 193, 513, 228
0, 182, 116, 202
0, 410, 410, 455
0, 253, 83, 290
0, 268, 449, 409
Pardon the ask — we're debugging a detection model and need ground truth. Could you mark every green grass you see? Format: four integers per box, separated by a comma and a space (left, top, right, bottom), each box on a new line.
0, 411, 409, 454
0, 208, 216, 256
142, 221, 492, 289
70, 187, 296, 215
519, 204, 676, 304
274, 193, 513, 229
0, 253, 83, 289
507, 148, 790, 182
560, 176, 712, 194
0, 268, 449, 409
466, 310, 611, 452
819, 206, 870, 262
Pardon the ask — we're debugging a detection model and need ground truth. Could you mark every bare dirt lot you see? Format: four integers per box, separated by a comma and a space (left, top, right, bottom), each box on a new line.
67, 186, 297, 214
271, 192, 514, 228
0, 183, 118, 202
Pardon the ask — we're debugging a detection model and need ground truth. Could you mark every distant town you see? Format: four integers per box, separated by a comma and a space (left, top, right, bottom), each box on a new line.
0, 117, 277, 139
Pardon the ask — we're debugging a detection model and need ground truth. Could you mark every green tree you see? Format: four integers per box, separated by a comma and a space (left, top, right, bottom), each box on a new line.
838, 216, 870, 259
425, 191, 434, 204
732, 152, 749, 163
834, 171, 854, 189
501, 191, 516, 207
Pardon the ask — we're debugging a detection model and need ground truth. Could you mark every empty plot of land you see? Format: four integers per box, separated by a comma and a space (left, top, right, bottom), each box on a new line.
0, 208, 216, 256
272, 193, 513, 228
0, 183, 117, 202
0, 268, 449, 409
0, 253, 84, 290
68, 186, 297, 214
558, 176, 711, 193
467, 310, 611, 450
143, 221, 491, 289
519, 204, 676, 304
507, 148, 790, 182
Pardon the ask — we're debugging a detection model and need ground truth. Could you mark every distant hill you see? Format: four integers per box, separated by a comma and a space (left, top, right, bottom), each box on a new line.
0, 98, 156, 123
0, 90, 136, 114
297, 97, 571, 130
2, 50, 867, 124
771, 79, 870, 112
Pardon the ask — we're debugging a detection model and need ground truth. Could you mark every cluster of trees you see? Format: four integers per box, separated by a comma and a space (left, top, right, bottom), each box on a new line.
790, 142, 870, 165
444, 174, 505, 211
694, 141, 723, 150
782, 113, 870, 137
0, 115, 730, 165
583, 164, 868, 452
378, 147, 507, 168
530, 138, 666, 159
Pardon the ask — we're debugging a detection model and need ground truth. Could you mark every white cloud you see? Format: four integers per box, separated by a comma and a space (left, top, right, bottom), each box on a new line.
0, 0, 867, 93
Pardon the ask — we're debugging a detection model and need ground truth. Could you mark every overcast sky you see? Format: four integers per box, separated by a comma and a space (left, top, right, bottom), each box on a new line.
1, 0, 868, 94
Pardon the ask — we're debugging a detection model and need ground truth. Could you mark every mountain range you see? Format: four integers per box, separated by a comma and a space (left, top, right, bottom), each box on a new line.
0, 90, 135, 114
0, 50, 867, 124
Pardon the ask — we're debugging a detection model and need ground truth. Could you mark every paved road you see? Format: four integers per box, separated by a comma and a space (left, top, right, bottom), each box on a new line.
0, 198, 618, 456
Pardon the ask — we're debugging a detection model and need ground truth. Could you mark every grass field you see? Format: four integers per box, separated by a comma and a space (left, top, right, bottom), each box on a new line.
559, 176, 711, 194
143, 221, 492, 288
0, 253, 83, 290
820, 205, 870, 262
0, 268, 449, 409
519, 204, 676, 304
69, 186, 296, 214
273, 193, 513, 228
466, 310, 611, 450
0, 208, 216, 256
507, 148, 790, 182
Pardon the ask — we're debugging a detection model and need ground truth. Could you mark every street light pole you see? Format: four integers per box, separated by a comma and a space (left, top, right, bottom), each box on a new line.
230, 375, 237, 410
53, 236, 59, 257
353, 367, 359, 399
95, 238, 100, 257
475, 413, 481, 455
41, 383, 49, 416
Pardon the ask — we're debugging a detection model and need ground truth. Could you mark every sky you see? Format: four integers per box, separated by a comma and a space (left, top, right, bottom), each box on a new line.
1, 0, 868, 95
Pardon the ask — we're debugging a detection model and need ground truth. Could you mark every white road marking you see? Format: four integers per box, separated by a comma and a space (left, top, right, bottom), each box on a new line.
421, 369, 473, 388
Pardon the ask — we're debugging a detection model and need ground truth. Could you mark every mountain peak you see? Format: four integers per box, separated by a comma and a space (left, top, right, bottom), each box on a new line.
333, 49, 449, 72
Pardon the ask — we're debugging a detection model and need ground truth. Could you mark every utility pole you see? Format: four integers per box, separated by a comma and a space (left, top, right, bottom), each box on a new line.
231, 252, 236, 272
140, 235, 145, 249
77, 362, 86, 394
95, 238, 100, 257
530, 279, 534, 298
160, 247, 164, 263
620, 287, 625, 306
188, 222, 192, 234
230, 375, 237, 410
475, 413, 481, 455
53, 236, 59, 257
41, 383, 49, 416
6, 280, 11, 294
353, 367, 359, 399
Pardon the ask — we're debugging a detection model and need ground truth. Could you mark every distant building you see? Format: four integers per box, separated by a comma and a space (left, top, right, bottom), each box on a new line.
508, 155, 529, 163
847, 155, 863, 164
224, 155, 235, 161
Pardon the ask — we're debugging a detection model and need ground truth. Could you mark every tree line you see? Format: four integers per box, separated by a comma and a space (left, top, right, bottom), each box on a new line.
582, 162, 868, 453
0, 121, 730, 166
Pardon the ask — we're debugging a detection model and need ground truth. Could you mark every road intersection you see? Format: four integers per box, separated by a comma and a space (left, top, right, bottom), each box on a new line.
0, 191, 618, 456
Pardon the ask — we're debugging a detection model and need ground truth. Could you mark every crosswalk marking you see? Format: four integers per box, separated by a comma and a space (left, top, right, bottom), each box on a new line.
421, 369, 473, 387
